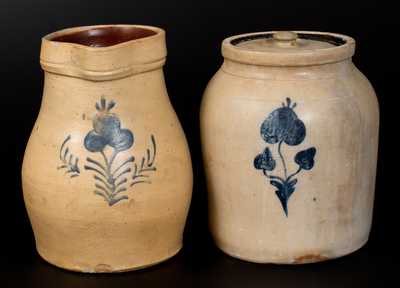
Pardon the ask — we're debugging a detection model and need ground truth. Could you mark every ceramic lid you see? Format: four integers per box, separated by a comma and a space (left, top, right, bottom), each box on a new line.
222, 31, 355, 66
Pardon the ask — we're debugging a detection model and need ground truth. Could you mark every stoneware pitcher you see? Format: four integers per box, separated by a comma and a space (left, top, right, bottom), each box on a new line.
22, 25, 193, 272
201, 31, 379, 264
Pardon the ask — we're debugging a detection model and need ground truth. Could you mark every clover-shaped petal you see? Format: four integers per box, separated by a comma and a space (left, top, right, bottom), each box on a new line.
84, 131, 108, 152
109, 129, 134, 152
93, 114, 121, 139
261, 106, 299, 144
284, 119, 306, 146
295, 147, 316, 170
254, 147, 276, 171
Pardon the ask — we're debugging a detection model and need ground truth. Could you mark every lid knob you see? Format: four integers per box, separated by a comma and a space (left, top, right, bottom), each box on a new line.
272, 31, 298, 47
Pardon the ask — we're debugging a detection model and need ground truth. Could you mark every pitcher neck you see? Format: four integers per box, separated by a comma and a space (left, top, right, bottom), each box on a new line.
40, 25, 166, 81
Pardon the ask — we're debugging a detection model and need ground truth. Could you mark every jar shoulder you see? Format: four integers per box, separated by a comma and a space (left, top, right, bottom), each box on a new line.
201, 64, 379, 118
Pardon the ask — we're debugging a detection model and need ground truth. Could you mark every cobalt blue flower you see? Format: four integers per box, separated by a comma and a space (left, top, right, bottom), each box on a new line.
84, 97, 137, 206
254, 147, 276, 171
254, 97, 317, 217
260, 98, 306, 146
295, 147, 316, 170
84, 97, 134, 153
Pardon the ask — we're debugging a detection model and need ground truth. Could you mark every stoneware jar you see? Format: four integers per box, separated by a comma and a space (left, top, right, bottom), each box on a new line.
22, 25, 193, 272
201, 31, 379, 264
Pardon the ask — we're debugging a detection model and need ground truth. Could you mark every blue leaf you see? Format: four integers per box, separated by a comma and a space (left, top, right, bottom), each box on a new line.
101, 97, 106, 110
288, 178, 297, 187
274, 189, 288, 216
295, 147, 316, 170
270, 180, 283, 190
107, 100, 116, 111
254, 147, 276, 171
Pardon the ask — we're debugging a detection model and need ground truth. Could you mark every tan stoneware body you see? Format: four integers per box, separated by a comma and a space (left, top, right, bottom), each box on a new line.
22, 25, 193, 272
201, 31, 379, 264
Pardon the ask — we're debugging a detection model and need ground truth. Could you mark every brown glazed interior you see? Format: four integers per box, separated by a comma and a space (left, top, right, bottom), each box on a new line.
51, 26, 157, 47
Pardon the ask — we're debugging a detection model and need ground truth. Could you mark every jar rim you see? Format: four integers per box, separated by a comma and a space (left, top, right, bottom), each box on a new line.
222, 31, 355, 67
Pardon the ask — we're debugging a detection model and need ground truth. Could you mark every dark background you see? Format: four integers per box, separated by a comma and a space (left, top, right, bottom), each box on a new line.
0, 0, 397, 287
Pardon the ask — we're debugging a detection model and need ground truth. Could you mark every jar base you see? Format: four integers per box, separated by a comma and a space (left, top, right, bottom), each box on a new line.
36, 245, 182, 273
214, 237, 369, 264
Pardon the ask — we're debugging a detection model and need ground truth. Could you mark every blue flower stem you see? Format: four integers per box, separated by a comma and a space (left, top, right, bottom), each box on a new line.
100, 150, 109, 171
287, 166, 302, 182
109, 149, 118, 171
100, 149, 118, 198
263, 169, 285, 183
100, 150, 116, 177
278, 140, 288, 180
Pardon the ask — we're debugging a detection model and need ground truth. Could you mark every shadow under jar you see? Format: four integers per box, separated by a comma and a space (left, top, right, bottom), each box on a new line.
200, 31, 379, 264
22, 25, 193, 272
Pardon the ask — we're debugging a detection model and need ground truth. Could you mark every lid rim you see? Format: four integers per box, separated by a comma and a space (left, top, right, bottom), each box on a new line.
222, 31, 355, 67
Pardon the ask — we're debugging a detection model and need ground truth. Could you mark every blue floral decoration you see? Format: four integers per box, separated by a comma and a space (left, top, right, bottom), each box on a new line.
57, 135, 80, 178
57, 97, 157, 207
84, 97, 136, 206
254, 98, 317, 216
84, 97, 133, 153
